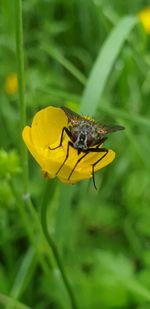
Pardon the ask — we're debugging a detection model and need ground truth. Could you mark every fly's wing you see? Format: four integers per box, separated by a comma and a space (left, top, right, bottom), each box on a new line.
97, 124, 125, 135
61, 106, 81, 120
61, 107, 125, 133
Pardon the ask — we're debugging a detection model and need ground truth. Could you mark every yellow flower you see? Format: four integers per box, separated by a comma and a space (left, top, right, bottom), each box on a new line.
22, 106, 115, 185
5, 73, 18, 95
138, 7, 150, 34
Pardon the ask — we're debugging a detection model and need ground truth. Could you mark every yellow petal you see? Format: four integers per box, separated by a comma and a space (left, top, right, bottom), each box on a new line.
59, 149, 115, 183
22, 125, 65, 178
22, 126, 44, 167
42, 146, 66, 177
31, 106, 68, 149
80, 149, 115, 171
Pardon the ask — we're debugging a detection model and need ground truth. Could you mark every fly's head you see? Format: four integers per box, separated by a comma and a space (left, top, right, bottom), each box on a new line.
68, 119, 100, 151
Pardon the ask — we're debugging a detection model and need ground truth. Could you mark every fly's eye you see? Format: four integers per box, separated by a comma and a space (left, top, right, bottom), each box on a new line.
87, 135, 93, 146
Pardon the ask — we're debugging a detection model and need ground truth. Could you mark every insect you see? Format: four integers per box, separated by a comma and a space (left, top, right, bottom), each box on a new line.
49, 107, 124, 189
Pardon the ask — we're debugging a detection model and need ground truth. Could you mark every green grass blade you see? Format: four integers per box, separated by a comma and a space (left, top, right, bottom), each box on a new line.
80, 16, 137, 115
0, 293, 31, 309
100, 104, 150, 128
42, 45, 87, 85
9, 248, 36, 300
15, 0, 28, 192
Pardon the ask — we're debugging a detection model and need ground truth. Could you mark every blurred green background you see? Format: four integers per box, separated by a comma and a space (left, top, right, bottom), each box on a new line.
0, 0, 150, 308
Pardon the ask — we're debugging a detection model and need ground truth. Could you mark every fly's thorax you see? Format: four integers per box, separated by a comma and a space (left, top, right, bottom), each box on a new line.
68, 121, 100, 150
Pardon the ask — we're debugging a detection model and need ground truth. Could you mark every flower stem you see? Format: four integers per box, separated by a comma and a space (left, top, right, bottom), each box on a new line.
15, 0, 28, 193
41, 180, 78, 309
15, 2, 77, 307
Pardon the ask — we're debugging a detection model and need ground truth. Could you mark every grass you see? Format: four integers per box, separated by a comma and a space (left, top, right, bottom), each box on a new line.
0, 0, 150, 308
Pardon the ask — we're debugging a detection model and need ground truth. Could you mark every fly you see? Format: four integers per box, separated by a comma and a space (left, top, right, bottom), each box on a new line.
49, 106, 125, 189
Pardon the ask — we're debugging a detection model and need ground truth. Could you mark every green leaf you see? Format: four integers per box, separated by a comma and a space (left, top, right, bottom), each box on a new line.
80, 16, 137, 115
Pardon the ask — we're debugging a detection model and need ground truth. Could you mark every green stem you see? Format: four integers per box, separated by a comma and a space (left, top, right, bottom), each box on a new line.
41, 180, 78, 309
15, 2, 77, 307
15, 0, 28, 192
15, 1, 55, 301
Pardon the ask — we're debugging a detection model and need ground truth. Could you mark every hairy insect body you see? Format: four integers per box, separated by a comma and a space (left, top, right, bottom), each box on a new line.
69, 119, 100, 150
49, 106, 125, 189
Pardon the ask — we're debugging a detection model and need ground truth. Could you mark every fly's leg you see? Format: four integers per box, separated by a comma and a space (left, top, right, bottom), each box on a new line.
90, 147, 108, 190
48, 126, 71, 150
68, 138, 107, 184
56, 141, 74, 176
67, 152, 89, 181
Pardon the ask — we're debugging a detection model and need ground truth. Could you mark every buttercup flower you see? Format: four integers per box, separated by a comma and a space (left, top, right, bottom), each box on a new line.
138, 7, 150, 34
5, 73, 18, 95
22, 106, 115, 185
